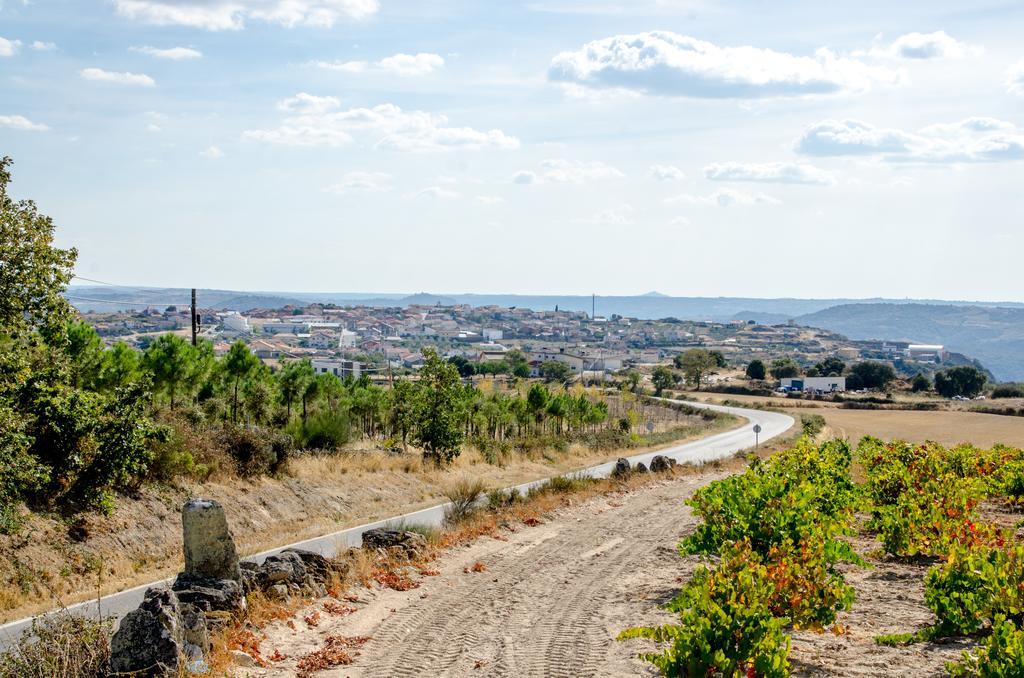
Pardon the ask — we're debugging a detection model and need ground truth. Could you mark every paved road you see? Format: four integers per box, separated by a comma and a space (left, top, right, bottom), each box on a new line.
0, 400, 792, 650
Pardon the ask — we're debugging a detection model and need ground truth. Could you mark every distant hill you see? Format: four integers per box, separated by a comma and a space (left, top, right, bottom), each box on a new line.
797, 303, 1024, 381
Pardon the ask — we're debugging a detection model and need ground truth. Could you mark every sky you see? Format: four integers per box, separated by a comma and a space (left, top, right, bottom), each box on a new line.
2, 0, 1023, 300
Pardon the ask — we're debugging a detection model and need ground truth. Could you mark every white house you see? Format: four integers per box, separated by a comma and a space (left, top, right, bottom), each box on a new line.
780, 376, 846, 393
308, 331, 339, 349
220, 312, 251, 335
482, 328, 504, 341
312, 359, 362, 379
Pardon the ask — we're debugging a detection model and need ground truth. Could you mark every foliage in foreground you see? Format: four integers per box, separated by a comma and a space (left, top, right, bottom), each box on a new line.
622, 439, 860, 675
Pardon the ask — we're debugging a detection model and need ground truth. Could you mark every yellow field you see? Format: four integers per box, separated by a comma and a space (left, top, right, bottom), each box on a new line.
812, 408, 1024, 448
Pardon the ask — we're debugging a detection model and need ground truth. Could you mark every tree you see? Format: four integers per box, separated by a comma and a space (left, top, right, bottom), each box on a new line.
678, 349, 717, 390
388, 379, 421, 450
448, 355, 476, 378
0, 157, 77, 340
745, 359, 766, 381
540, 360, 572, 384
276, 358, 314, 419
708, 350, 728, 368
934, 366, 987, 399
222, 341, 260, 423
769, 358, 800, 380
413, 348, 465, 465
142, 334, 198, 410
98, 342, 140, 391
65, 320, 104, 389
652, 366, 676, 397
849, 361, 897, 390
622, 370, 642, 393
911, 372, 931, 393
815, 356, 846, 377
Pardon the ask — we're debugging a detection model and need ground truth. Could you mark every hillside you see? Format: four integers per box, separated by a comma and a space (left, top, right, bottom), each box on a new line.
798, 303, 1024, 381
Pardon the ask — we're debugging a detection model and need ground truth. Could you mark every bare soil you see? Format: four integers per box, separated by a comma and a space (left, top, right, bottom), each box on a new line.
241, 469, 971, 677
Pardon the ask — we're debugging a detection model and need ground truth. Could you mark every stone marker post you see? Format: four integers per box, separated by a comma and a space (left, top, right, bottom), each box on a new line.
182, 498, 241, 582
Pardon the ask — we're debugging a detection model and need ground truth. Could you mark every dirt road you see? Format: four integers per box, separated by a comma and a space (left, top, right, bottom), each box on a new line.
246, 468, 964, 677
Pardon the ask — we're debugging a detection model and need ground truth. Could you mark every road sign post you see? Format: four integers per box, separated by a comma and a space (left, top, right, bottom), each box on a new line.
753, 423, 762, 450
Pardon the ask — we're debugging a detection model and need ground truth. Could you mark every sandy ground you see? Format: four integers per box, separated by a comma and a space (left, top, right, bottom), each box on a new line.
239, 470, 970, 678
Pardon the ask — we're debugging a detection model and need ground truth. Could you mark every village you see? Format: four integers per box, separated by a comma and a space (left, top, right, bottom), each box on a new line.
80, 300, 967, 385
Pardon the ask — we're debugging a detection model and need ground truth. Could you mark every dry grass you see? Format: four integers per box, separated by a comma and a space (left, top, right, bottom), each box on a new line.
442, 477, 488, 526
0, 613, 111, 678
815, 408, 1024, 447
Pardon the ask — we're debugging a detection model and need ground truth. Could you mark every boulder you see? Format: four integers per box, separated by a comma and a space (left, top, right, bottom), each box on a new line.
172, 572, 245, 615
182, 498, 241, 583
282, 548, 335, 583
110, 587, 207, 677
258, 551, 306, 588
635, 462, 649, 474
612, 458, 631, 477
650, 455, 676, 473
361, 528, 427, 557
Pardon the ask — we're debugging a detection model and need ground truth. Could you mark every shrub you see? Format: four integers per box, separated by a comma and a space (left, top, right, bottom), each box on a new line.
443, 478, 486, 525
800, 414, 826, 437
620, 542, 790, 677
683, 439, 859, 560
923, 543, 1023, 637
0, 613, 111, 678
947, 616, 1024, 677
991, 384, 1024, 399
218, 425, 293, 476
294, 410, 350, 451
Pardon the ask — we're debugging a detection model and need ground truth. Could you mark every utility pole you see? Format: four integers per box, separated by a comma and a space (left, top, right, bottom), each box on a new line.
591, 293, 595, 320
190, 288, 197, 346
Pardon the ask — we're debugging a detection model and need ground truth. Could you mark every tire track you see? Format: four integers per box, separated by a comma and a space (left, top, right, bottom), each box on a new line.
351, 475, 714, 678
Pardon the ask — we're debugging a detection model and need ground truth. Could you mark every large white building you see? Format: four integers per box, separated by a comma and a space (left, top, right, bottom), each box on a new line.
312, 359, 362, 379
780, 376, 846, 393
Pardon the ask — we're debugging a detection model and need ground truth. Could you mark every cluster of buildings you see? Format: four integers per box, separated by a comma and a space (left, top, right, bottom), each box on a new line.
82, 302, 956, 384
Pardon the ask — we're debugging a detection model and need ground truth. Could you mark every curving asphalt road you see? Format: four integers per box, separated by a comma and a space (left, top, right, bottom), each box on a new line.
0, 399, 792, 650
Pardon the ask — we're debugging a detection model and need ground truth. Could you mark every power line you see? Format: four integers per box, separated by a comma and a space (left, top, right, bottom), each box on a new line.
72, 275, 121, 286
66, 295, 192, 307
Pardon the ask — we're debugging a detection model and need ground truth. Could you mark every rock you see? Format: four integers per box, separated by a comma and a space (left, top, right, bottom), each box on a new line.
650, 455, 676, 473
361, 528, 427, 557
231, 649, 257, 668
267, 583, 290, 600
258, 551, 307, 588
635, 462, 649, 474
182, 498, 241, 583
172, 572, 245, 615
282, 548, 335, 583
612, 458, 631, 477
110, 587, 201, 677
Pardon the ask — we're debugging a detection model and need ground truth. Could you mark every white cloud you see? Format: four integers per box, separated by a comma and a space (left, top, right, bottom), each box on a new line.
548, 31, 899, 98
575, 203, 634, 225
112, 0, 378, 30
325, 171, 392, 192
31, 41, 57, 51
80, 67, 156, 87
795, 119, 915, 156
650, 164, 685, 180
669, 216, 691, 227
244, 97, 520, 152
277, 92, 341, 114
415, 186, 461, 200
311, 52, 444, 77
861, 31, 978, 60
147, 124, 162, 132
0, 37, 21, 57
0, 115, 49, 131
200, 145, 224, 159
130, 45, 203, 60
666, 188, 781, 207
541, 158, 625, 183
476, 195, 504, 204
703, 161, 835, 186
796, 117, 1024, 163
512, 171, 536, 184
1007, 61, 1024, 96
